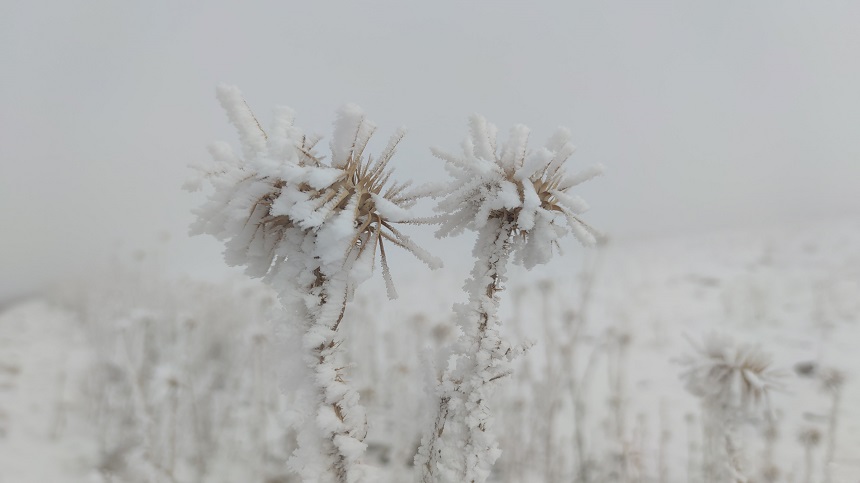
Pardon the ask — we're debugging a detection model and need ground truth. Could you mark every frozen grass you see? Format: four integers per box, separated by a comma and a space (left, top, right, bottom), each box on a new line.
0, 218, 859, 482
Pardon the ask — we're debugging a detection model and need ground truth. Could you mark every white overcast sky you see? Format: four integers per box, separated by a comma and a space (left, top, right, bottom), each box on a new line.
2, 1, 859, 299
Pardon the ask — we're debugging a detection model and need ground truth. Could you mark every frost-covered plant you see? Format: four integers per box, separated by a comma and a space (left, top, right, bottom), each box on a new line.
432, 115, 603, 267
191, 85, 440, 483
678, 333, 783, 482
415, 115, 603, 483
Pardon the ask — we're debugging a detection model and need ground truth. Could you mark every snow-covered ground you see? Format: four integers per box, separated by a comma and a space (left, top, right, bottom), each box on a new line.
578, 217, 860, 482
0, 301, 97, 482
1, 217, 858, 482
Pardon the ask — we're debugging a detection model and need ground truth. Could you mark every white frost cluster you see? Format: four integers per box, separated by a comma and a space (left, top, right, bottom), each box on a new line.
432, 114, 603, 268
190, 84, 440, 297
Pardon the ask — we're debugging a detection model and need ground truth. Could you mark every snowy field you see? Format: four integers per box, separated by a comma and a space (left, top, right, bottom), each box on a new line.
1, 217, 858, 482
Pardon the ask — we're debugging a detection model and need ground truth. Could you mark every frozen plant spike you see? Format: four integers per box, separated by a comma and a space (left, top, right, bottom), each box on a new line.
215, 83, 268, 159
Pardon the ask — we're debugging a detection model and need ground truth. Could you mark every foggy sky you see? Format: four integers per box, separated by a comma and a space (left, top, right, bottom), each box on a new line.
2, 1, 859, 300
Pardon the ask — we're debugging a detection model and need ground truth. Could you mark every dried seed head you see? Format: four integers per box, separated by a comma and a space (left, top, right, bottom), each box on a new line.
678, 333, 783, 414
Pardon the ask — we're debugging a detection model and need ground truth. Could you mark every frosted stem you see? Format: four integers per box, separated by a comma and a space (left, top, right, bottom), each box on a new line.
701, 403, 747, 483
461, 219, 515, 483
416, 395, 452, 482
311, 271, 367, 483
416, 218, 515, 483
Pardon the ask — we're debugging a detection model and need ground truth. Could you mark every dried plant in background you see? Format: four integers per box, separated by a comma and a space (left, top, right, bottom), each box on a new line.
56, 260, 295, 483
818, 367, 845, 483
678, 333, 783, 482
17, 240, 856, 483
794, 361, 847, 483
798, 426, 822, 483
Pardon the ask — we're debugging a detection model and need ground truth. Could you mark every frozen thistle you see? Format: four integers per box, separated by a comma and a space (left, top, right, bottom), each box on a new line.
417, 116, 603, 483
191, 85, 440, 483
432, 114, 603, 268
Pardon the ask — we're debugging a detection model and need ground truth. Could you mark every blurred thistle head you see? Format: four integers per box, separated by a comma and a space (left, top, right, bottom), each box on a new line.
678, 333, 783, 414
433, 114, 603, 268
190, 85, 441, 296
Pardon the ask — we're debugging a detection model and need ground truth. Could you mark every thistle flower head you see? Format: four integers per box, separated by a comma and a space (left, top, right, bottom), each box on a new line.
190, 85, 440, 296
433, 114, 603, 268
678, 333, 783, 414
